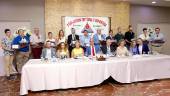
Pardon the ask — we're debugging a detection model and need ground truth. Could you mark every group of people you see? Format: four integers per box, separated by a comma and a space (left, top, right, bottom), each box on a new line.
1, 25, 165, 79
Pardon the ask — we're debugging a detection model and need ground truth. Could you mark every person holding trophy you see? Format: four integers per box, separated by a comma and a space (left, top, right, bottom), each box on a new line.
67, 28, 79, 57
151, 27, 165, 53
30, 28, 43, 59
12, 29, 30, 73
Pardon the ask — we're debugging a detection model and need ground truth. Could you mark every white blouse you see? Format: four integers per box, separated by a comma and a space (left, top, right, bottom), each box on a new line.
116, 46, 129, 57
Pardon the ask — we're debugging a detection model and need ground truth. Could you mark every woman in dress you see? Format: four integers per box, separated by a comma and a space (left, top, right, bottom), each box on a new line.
56, 30, 66, 45
56, 42, 69, 58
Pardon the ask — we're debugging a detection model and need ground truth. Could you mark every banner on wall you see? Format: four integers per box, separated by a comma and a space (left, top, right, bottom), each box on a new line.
63, 16, 110, 37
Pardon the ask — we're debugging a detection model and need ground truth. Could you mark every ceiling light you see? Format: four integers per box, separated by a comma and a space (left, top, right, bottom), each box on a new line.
152, 1, 157, 4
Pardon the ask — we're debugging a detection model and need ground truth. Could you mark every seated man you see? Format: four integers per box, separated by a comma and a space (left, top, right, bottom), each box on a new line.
136, 38, 150, 54
41, 41, 57, 59
101, 39, 116, 56
85, 38, 96, 57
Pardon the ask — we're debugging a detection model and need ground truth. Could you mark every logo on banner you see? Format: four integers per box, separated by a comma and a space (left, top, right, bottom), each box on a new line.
81, 23, 93, 33
63, 17, 110, 37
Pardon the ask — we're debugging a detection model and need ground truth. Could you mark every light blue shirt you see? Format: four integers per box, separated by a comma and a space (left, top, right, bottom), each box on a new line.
80, 35, 91, 47
93, 34, 106, 44
151, 33, 165, 41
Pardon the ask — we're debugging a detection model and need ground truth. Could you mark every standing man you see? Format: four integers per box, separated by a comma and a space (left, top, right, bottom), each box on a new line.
114, 27, 124, 43
106, 30, 117, 50
138, 28, 150, 44
93, 29, 106, 54
80, 30, 91, 53
124, 25, 135, 49
30, 28, 43, 59
101, 39, 116, 56
12, 29, 30, 73
67, 28, 79, 56
1, 29, 17, 80
151, 27, 165, 53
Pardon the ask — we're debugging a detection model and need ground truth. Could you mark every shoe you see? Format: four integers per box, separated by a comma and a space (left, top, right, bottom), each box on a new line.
10, 75, 17, 80
6, 76, 11, 80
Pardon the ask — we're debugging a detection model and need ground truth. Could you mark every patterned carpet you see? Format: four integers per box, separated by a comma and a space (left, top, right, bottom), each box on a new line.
0, 76, 170, 96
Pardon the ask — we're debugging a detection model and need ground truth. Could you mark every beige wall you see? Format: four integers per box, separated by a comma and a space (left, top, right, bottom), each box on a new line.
130, 5, 170, 33
45, 0, 130, 36
0, 0, 45, 39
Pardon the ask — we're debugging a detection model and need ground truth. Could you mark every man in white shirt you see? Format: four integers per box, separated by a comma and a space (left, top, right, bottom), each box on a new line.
46, 32, 56, 47
41, 41, 56, 59
138, 28, 150, 42
30, 28, 43, 59
151, 27, 165, 53
93, 29, 106, 53
152, 28, 165, 41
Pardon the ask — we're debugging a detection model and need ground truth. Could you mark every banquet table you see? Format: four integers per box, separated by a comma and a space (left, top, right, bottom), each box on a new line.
20, 54, 170, 95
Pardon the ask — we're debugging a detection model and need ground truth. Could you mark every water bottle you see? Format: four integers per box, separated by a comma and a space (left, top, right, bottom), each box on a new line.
41, 57, 44, 61
51, 56, 56, 62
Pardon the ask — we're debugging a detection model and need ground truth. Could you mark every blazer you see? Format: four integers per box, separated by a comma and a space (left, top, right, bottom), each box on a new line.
85, 46, 96, 56
41, 48, 57, 58
93, 34, 106, 44
67, 34, 79, 46
136, 44, 149, 54
106, 35, 114, 40
101, 45, 115, 54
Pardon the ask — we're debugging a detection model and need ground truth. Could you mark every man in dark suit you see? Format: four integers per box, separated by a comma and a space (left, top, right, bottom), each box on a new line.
124, 25, 135, 49
101, 39, 116, 55
106, 30, 117, 50
136, 38, 149, 54
67, 28, 79, 56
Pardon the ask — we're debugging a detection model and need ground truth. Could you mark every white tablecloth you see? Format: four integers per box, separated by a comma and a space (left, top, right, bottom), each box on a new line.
108, 55, 170, 83
20, 55, 170, 95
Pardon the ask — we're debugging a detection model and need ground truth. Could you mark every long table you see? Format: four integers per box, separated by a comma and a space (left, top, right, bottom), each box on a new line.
20, 54, 170, 95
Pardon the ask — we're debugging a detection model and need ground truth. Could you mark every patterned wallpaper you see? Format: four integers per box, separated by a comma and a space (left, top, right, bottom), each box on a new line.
45, 0, 130, 37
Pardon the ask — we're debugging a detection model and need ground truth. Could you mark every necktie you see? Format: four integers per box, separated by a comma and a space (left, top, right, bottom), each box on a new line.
72, 35, 75, 40
92, 46, 95, 56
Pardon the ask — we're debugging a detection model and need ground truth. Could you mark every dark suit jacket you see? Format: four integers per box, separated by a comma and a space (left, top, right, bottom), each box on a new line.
124, 31, 135, 46
136, 44, 149, 54
101, 45, 115, 54
106, 35, 118, 49
41, 48, 57, 58
67, 34, 79, 46
106, 35, 114, 40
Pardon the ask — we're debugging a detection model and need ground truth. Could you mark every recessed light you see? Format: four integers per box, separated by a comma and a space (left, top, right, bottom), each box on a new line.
152, 1, 157, 4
